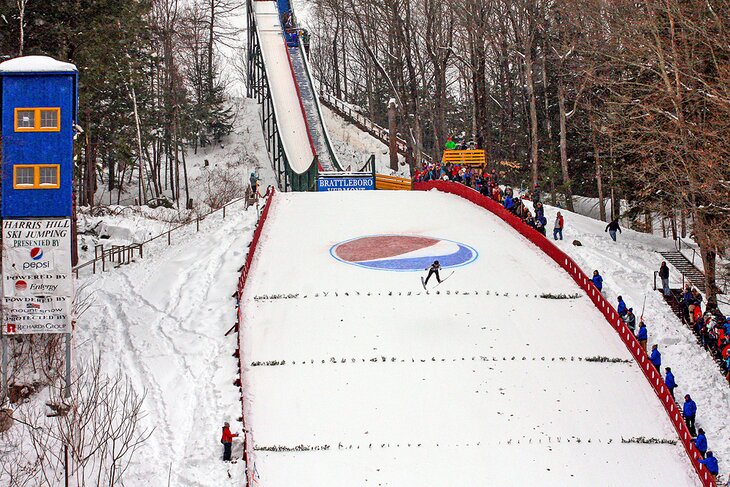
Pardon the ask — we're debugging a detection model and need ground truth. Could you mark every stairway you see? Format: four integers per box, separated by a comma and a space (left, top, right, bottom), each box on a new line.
659, 250, 707, 293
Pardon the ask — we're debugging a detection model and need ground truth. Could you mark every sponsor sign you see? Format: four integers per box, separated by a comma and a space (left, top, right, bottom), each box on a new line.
2, 218, 72, 297
330, 235, 478, 271
2, 295, 71, 334
317, 175, 374, 192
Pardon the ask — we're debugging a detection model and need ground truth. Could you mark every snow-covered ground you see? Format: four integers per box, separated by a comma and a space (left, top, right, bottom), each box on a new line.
74, 198, 262, 486
535, 199, 730, 480
239, 190, 699, 486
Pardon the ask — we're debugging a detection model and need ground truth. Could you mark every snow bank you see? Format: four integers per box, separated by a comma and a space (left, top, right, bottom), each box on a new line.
0, 55, 77, 73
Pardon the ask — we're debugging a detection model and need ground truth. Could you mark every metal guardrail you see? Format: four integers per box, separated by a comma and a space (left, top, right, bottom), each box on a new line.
73, 197, 247, 277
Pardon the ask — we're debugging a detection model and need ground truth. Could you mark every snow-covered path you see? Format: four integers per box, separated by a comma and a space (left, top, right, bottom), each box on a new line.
240, 191, 700, 486
78, 200, 257, 486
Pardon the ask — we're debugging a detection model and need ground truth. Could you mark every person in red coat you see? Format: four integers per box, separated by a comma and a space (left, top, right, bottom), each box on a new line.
221, 422, 238, 461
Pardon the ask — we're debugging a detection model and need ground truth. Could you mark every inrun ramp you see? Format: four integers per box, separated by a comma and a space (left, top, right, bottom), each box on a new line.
240, 191, 699, 486
253, 1, 314, 174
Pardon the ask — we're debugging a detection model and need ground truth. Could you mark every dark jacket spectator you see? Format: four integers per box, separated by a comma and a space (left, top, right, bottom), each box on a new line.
617, 296, 627, 316
664, 367, 677, 397
699, 452, 718, 476
695, 429, 708, 456
650, 345, 661, 369
637, 322, 648, 341
605, 219, 622, 241
592, 271, 603, 291
683, 395, 697, 417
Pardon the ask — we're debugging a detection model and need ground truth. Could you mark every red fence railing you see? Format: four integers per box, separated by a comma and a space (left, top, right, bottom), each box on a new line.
413, 180, 715, 487
235, 190, 276, 486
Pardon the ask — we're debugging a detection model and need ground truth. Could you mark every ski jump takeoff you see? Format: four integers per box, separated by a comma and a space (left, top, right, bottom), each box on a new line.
421, 260, 454, 289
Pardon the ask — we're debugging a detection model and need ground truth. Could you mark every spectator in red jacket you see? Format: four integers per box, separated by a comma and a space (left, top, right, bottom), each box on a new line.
553, 212, 564, 240
221, 422, 238, 461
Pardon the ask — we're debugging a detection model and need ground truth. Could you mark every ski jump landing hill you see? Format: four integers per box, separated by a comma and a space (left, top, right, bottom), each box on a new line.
235, 183, 716, 486
249, 0, 342, 189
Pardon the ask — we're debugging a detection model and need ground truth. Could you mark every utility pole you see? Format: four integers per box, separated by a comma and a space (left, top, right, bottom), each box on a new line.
388, 99, 398, 172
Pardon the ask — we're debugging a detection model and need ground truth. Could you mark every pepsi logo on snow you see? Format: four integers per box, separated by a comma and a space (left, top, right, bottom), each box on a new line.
30, 247, 44, 260
330, 235, 478, 271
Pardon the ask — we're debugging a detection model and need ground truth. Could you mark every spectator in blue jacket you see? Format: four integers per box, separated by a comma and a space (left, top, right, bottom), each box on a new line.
637, 321, 648, 351
695, 428, 708, 458
592, 270, 603, 293
664, 367, 677, 399
650, 344, 661, 371
503, 194, 514, 210
683, 394, 697, 437
617, 296, 628, 317
699, 451, 718, 477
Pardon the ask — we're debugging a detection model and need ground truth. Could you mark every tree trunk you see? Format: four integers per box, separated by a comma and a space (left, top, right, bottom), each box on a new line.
388, 99, 398, 172
590, 117, 606, 221
557, 82, 574, 211
525, 47, 539, 185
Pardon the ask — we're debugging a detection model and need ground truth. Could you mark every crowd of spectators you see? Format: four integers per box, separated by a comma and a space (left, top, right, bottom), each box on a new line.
680, 285, 730, 381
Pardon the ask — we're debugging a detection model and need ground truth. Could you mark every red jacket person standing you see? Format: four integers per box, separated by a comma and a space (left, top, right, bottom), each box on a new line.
221, 422, 238, 461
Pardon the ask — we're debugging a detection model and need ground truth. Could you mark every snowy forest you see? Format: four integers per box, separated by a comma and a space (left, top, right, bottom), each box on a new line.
0, 0, 241, 209
306, 0, 730, 308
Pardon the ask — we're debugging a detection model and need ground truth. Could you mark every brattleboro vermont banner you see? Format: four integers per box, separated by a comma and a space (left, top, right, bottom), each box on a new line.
2, 218, 73, 334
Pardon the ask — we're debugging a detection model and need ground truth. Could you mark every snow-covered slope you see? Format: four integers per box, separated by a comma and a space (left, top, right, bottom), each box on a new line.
75, 200, 260, 486
321, 104, 410, 177
239, 190, 699, 486
535, 199, 730, 477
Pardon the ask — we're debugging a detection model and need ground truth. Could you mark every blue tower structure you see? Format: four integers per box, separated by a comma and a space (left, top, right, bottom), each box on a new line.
0, 56, 78, 218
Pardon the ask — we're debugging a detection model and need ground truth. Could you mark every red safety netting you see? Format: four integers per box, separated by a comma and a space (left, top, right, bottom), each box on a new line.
235, 191, 276, 486
413, 181, 715, 487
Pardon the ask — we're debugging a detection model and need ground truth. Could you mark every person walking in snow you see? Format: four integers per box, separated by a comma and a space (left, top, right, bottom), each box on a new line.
221, 422, 238, 462
650, 344, 661, 372
664, 367, 677, 399
659, 261, 671, 296
616, 296, 628, 318
699, 451, 719, 478
624, 308, 636, 333
637, 321, 648, 351
553, 212, 564, 240
424, 260, 442, 286
683, 394, 697, 437
249, 171, 259, 191
592, 270, 603, 293
696, 428, 708, 458
605, 218, 622, 242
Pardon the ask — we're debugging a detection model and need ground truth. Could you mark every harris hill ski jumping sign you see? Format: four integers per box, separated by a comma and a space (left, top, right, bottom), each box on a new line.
2, 218, 73, 334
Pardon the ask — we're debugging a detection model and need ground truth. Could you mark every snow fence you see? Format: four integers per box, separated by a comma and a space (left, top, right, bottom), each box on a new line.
413, 181, 716, 487
236, 191, 276, 486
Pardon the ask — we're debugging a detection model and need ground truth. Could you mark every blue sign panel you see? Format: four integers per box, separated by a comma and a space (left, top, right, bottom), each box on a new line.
317, 176, 375, 192
1, 65, 77, 218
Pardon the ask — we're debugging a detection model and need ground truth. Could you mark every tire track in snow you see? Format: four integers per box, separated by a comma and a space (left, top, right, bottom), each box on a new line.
77, 202, 254, 486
